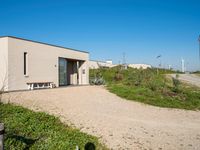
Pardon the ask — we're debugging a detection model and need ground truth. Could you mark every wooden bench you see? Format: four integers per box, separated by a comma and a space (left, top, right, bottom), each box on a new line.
27, 82, 54, 90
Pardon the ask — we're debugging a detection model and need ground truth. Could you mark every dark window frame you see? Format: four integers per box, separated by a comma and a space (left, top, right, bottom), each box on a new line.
24, 52, 27, 75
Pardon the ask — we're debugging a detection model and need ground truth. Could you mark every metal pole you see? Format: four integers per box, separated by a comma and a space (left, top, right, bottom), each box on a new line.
181, 58, 185, 73
156, 55, 161, 74
0, 123, 4, 150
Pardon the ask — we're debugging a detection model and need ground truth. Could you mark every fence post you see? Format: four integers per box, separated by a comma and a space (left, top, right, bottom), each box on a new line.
0, 123, 4, 150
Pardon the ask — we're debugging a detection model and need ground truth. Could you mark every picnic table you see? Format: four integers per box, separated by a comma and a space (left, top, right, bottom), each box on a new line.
27, 82, 54, 90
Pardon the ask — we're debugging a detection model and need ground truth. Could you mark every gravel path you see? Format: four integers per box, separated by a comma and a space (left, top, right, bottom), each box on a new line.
2, 86, 200, 150
171, 74, 200, 87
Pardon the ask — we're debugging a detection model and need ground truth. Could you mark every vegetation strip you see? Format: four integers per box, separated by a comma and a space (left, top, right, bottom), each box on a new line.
90, 67, 200, 110
0, 103, 107, 150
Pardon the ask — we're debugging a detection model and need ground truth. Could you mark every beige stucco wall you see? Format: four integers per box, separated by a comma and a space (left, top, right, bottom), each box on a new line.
79, 60, 88, 84
1, 37, 89, 91
0, 38, 8, 91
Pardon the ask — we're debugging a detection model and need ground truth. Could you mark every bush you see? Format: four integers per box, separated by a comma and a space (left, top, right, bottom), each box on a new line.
147, 80, 159, 91
114, 73, 123, 81
172, 77, 181, 93
90, 77, 105, 85
89, 68, 105, 85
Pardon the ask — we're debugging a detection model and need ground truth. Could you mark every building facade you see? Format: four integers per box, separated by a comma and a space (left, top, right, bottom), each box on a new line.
0, 36, 89, 91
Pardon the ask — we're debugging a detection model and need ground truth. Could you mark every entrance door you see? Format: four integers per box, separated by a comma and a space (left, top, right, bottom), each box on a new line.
59, 58, 67, 86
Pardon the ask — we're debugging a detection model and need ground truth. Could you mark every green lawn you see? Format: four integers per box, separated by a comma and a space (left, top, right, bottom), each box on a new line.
0, 103, 107, 150
90, 67, 200, 110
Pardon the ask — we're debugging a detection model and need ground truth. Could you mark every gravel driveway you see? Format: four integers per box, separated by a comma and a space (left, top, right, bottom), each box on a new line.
171, 74, 200, 87
2, 86, 200, 150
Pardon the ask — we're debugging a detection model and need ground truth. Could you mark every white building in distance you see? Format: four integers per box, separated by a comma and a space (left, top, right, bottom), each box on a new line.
89, 60, 151, 70
128, 64, 152, 69
89, 60, 116, 69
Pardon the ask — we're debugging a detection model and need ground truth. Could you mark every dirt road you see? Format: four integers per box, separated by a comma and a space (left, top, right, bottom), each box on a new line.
2, 86, 200, 150
171, 74, 200, 87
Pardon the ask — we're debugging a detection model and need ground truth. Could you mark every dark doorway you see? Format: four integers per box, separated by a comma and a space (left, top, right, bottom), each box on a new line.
59, 58, 80, 86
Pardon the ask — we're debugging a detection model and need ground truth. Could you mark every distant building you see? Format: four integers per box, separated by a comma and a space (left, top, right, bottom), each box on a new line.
89, 60, 151, 70
128, 64, 152, 69
105, 60, 113, 65
89, 60, 116, 69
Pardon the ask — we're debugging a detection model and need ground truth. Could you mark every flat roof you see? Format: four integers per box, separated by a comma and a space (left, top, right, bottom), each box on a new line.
0, 36, 89, 53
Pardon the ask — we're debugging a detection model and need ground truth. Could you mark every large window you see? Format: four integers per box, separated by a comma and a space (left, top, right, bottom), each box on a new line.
24, 52, 28, 76
59, 58, 67, 85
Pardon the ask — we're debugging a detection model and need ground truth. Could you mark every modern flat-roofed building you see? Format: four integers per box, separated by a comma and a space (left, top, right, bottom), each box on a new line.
0, 36, 89, 91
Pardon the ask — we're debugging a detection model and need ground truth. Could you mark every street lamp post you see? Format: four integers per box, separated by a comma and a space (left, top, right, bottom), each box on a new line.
156, 55, 162, 74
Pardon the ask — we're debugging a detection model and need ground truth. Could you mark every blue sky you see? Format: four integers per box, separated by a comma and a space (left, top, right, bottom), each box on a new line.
0, 0, 199, 71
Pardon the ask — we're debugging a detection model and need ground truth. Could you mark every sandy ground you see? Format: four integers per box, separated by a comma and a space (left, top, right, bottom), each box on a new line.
171, 74, 200, 87
1, 86, 200, 150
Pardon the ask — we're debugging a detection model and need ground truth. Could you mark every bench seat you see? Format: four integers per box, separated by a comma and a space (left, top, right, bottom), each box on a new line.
27, 82, 54, 90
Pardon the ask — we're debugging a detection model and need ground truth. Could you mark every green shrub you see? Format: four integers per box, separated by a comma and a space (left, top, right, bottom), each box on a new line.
89, 69, 105, 85
147, 80, 159, 91
172, 77, 181, 93
114, 73, 123, 81
90, 77, 105, 85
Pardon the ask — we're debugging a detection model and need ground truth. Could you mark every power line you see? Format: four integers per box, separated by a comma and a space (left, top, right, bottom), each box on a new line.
122, 52, 126, 65
122, 52, 127, 69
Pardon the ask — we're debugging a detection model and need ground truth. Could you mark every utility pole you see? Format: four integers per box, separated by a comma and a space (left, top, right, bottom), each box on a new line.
156, 55, 161, 74
168, 65, 171, 70
181, 58, 185, 73
122, 52, 127, 69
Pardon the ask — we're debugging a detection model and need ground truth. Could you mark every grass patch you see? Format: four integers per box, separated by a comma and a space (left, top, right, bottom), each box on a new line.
0, 103, 107, 150
90, 67, 200, 110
